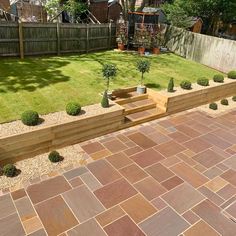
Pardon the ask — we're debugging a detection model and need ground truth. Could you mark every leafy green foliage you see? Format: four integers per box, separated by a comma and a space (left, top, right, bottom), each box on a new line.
227, 71, 236, 79
102, 64, 117, 91
3, 164, 17, 177
101, 90, 109, 108
162, 0, 236, 34
213, 74, 224, 83
180, 80, 192, 90
162, 2, 192, 28
45, 0, 87, 22
66, 102, 81, 116
197, 77, 209, 86
209, 102, 218, 110
167, 77, 174, 92
48, 151, 62, 163
136, 60, 151, 85
221, 99, 229, 105
21, 110, 39, 126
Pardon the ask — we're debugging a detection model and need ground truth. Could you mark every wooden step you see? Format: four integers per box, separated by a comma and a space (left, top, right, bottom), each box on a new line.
122, 107, 166, 128
124, 103, 156, 115
115, 94, 148, 105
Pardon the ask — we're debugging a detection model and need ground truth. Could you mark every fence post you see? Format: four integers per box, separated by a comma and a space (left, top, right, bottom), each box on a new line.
108, 22, 112, 49
18, 21, 24, 59
56, 21, 60, 55
86, 24, 89, 53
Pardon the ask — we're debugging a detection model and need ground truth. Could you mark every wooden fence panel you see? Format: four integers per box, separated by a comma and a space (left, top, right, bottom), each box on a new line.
0, 22, 19, 56
0, 22, 117, 57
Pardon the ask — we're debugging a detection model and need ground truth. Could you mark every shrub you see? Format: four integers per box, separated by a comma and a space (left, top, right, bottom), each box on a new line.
233, 96, 236, 101
180, 80, 192, 90
209, 103, 218, 110
227, 70, 236, 79
66, 102, 81, 116
101, 90, 109, 108
197, 77, 209, 86
102, 64, 117, 91
213, 74, 224, 83
136, 60, 151, 86
221, 99, 229, 105
21, 110, 39, 126
3, 164, 17, 177
48, 151, 62, 163
167, 78, 174, 92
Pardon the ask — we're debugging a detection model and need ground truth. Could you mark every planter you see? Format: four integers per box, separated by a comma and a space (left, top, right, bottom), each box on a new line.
152, 47, 160, 55
107, 91, 113, 99
136, 85, 146, 94
138, 47, 145, 55
118, 43, 125, 51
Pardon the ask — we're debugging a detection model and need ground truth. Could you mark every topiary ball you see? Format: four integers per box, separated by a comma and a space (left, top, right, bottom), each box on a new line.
21, 110, 39, 126
233, 96, 236, 102
209, 103, 218, 110
3, 164, 17, 177
197, 77, 209, 86
213, 74, 224, 83
180, 80, 192, 90
221, 99, 229, 106
66, 102, 81, 116
227, 71, 236, 79
48, 151, 61, 163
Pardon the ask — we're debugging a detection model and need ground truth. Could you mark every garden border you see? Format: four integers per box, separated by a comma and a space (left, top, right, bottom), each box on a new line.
0, 78, 235, 163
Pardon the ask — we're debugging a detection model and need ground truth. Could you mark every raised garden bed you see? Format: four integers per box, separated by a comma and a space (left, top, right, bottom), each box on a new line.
148, 77, 236, 114
0, 102, 124, 164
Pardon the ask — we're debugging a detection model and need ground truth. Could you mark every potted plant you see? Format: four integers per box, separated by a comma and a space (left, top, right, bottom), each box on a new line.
102, 64, 117, 98
116, 36, 125, 51
136, 60, 151, 94
152, 32, 162, 55
116, 21, 128, 51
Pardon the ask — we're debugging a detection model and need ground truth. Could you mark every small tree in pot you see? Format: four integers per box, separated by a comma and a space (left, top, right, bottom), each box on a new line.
101, 64, 117, 107
136, 60, 151, 94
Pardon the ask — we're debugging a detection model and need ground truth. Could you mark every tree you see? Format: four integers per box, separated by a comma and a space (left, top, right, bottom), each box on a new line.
136, 60, 151, 86
162, 0, 236, 35
162, 2, 192, 28
102, 64, 117, 91
45, 0, 87, 22
63, 0, 87, 23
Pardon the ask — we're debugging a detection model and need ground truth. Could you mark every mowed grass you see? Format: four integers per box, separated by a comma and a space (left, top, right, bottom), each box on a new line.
0, 51, 224, 123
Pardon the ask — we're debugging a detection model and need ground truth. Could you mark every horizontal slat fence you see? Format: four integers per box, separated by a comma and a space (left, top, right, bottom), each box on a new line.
0, 22, 116, 57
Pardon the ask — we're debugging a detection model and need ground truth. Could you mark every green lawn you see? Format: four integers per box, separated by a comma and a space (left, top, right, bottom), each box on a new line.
0, 51, 224, 123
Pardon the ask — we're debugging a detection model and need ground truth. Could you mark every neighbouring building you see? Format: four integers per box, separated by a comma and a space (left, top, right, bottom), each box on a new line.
10, 0, 47, 22
0, 0, 10, 11
189, 17, 203, 33
89, 0, 122, 23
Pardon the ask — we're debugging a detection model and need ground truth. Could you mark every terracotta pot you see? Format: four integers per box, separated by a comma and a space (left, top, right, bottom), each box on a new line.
118, 43, 125, 51
138, 47, 145, 55
153, 47, 160, 54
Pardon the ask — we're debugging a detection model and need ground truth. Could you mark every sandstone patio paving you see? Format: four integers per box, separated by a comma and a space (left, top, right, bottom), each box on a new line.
62, 185, 105, 222
35, 195, 78, 236
1, 110, 236, 236
139, 207, 189, 236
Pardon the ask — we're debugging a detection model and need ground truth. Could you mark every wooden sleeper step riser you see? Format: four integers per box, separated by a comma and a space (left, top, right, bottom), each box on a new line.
115, 94, 149, 105
124, 103, 157, 115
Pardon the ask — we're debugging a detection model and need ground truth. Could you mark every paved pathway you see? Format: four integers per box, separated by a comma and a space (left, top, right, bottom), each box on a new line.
0, 110, 236, 236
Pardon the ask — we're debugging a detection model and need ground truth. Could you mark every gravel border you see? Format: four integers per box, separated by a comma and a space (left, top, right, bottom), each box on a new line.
0, 144, 88, 191
0, 101, 122, 138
